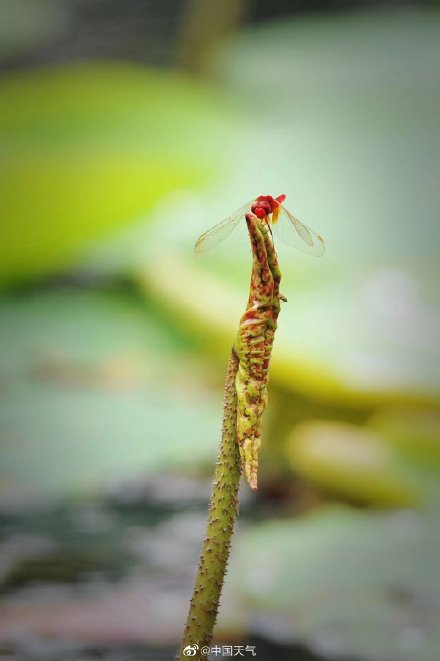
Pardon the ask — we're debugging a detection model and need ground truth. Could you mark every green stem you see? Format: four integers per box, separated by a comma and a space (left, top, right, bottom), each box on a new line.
179, 214, 282, 658
178, 349, 241, 660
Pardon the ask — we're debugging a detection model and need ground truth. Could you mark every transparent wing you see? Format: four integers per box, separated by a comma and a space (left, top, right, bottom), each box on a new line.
273, 205, 325, 256
194, 201, 253, 254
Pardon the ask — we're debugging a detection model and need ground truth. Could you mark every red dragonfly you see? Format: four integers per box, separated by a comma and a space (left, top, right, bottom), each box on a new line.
194, 194, 325, 256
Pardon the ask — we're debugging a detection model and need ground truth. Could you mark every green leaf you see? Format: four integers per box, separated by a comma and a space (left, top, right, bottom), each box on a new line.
141, 252, 440, 404
143, 10, 440, 403
0, 62, 233, 286
287, 421, 421, 507
0, 289, 220, 497
371, 409, 440, 469
228, 508, 440, 661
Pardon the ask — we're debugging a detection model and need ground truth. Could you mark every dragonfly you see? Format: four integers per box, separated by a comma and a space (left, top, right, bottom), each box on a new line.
194, 194, 325, 257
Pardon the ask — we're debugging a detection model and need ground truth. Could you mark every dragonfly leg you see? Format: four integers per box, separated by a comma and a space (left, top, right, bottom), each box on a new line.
264, 218, 276, 246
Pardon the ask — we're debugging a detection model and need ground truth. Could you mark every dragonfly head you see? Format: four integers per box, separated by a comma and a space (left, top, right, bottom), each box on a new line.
251, 195, 272, 220
252, 194, 286, 221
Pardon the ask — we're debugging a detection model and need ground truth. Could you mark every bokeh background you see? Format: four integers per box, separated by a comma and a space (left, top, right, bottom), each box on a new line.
1, 1, 439, 659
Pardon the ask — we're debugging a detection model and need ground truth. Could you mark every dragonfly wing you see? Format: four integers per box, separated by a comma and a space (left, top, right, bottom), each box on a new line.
194, 201, 253, 253
273, 205, 325, 256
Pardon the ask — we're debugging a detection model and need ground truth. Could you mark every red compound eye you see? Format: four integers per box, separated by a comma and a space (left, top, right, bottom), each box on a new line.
253, 207, 267, 219
253, 194, 286, 214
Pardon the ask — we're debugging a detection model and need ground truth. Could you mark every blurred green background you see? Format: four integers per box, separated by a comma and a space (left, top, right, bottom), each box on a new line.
0, 1, 439, 660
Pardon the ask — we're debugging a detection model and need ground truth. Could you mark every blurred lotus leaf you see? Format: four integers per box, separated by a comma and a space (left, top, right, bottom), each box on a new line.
214, 10, 440, 264
0, 289, 220, 498
0, 62, 233, 286
141, 252, 439, 405
370, 409, 440, 469
139, 10, 440, 404
227, 508, 440, 661
286, 421, 420, 507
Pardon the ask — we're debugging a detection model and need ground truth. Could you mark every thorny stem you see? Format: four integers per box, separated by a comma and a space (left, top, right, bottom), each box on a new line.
178, 349, 240, 660
178, 215, 282, 659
